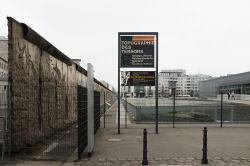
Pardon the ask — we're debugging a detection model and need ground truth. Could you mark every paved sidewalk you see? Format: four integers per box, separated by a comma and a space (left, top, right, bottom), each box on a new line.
74, 101, 250, 165
6, 156, 250, 166
6, 101, 250, 165
115, 100, 131, 125
76, 157, 250, 166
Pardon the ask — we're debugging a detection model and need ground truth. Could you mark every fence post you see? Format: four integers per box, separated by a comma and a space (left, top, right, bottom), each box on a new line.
87, 63, 94, 155
142, 128, 148, 165
173, 88, 176, 128
220, 92, 223, 128
125, 94, 127, 128
137, 106, 142, 122
201, 127, 208, 164
7, 85, 11, 156
104, 91, 106, 128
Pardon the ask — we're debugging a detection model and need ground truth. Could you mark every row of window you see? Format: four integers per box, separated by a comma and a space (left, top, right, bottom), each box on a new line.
0, 61, 7, 71
0, 72, 8, 78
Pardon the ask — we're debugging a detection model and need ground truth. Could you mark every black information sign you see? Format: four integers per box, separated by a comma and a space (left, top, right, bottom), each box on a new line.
118, 32, 158, 134
120, 36, 154, 67
121, 71, 155, 86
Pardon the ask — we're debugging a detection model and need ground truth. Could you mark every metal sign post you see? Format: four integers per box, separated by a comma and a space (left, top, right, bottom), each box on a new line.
173, 88, 176, 128
221, 92, 223, 128
155, 33, 159, 134
118, 36, 121, 134
125, 90, 127, 129
169, 81, 177, 128
118, 32, 158, 134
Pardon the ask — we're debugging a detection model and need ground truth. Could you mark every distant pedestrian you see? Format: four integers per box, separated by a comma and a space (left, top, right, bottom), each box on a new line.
227, 91, 231, 100
231, 91, 235, 100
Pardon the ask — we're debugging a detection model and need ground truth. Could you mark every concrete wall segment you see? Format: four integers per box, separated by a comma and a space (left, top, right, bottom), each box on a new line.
7, 17, 115, 151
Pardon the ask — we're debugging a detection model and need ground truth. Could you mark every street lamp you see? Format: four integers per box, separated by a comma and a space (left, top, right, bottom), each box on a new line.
168, 81, 177, 128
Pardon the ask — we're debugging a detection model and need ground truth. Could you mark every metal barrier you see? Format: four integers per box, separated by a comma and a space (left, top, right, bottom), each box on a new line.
123, 93, 250, 125
5, 85, 104, 161
77, 86, 88, 159
94, 91, 101, 134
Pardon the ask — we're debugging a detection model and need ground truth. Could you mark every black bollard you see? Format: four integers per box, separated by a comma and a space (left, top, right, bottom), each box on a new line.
142, 128, 148, 165
201, 127, 208, 164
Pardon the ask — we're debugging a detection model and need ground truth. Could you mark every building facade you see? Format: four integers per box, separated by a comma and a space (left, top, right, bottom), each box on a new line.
0, 36, 8, 84
159, 69, 211, 97
199, 72, 250, 98
0, 36, 8, 117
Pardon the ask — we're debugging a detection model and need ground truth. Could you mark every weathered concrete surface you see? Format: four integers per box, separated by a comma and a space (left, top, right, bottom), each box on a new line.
8, 17, 78, 152
7, 17, 116, 152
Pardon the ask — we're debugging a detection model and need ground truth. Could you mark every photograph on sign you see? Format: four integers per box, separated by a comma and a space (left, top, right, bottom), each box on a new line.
121, 71, 155, 86
120, 36, 155, 68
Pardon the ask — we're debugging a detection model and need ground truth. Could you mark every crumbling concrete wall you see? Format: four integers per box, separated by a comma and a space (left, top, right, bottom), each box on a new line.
8, 17, 78, 151
8, 17, 115, 152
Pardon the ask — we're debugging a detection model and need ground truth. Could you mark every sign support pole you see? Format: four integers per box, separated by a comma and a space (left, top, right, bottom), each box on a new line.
155, 33, 159, 134
118, 33, 121, 134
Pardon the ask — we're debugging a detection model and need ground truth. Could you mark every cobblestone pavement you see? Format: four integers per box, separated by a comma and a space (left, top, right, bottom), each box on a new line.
74, 157, 250, 166
6, 156, 250, 166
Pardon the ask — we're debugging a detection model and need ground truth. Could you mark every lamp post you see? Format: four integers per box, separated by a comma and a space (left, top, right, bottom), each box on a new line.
169, 81, 177, 128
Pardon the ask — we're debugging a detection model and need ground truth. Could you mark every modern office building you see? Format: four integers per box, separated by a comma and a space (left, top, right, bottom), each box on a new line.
199, 71, 250, 98
159, 69, 211, 97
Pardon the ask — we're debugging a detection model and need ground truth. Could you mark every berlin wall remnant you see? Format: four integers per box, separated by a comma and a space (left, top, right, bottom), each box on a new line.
7, 17, 115, 152
8, 17, 78, 151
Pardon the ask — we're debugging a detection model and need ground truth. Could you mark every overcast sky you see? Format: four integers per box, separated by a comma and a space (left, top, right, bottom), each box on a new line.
1, 0, 250, 88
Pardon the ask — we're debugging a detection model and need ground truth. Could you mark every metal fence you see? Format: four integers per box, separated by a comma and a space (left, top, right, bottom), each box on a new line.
94, 91, 100, 134
8, 85, 78, 160
0, 84, 104, 161
123, 91, 250, 125
77, 86, 88, 159
0, 85, 10, 161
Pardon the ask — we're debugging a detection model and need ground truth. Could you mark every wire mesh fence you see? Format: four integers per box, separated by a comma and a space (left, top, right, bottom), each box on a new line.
77, 86, 88, 159
122, 90, 250, 124
8, 84, 78, 160
0, 84, 10, 160
0, 81, 117, 161
94, 91, 100, 134
0, 84, 104, 161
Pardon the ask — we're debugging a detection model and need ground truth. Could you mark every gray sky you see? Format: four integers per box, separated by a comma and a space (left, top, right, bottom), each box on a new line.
1, 0, 250, 88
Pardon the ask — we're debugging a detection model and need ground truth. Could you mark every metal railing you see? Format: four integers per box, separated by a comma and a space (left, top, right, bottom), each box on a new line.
123, 91, 250, 126
0, 84, 109, 161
